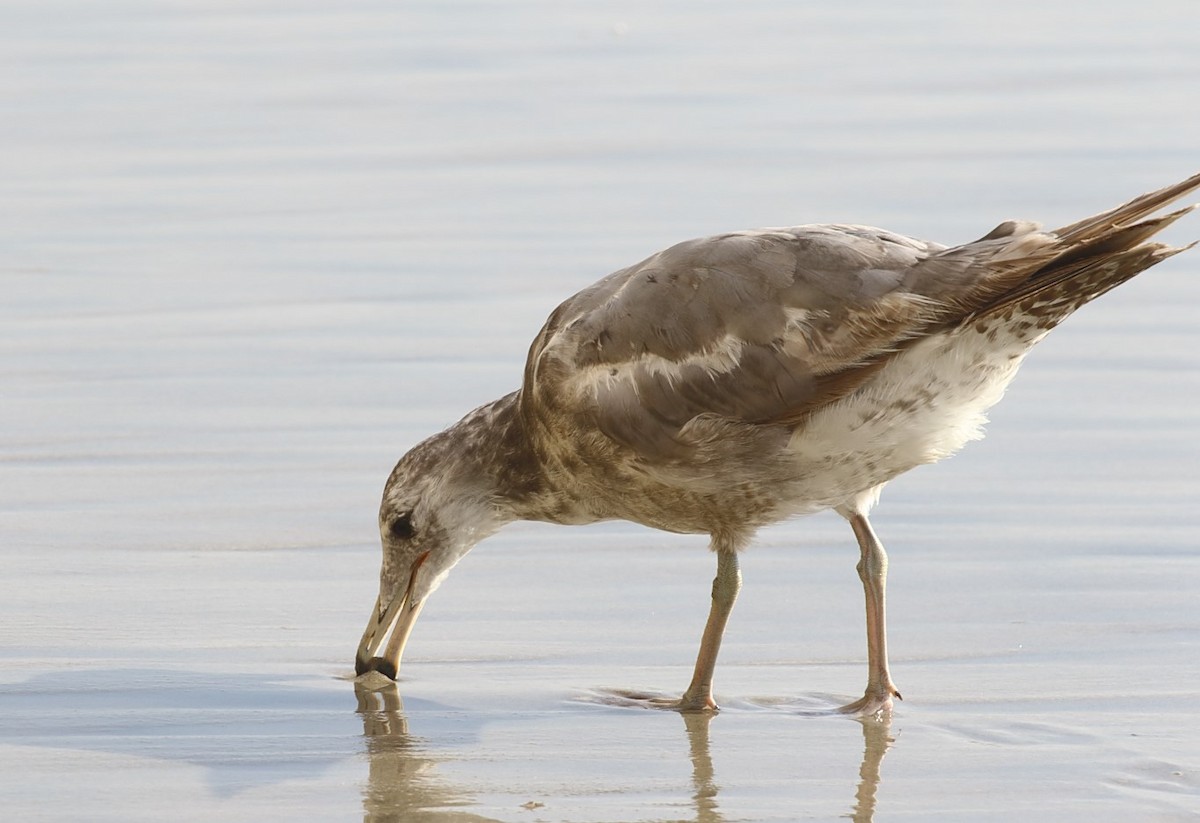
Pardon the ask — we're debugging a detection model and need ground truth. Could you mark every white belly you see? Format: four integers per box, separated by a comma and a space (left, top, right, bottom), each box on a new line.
784, 322, 1048, 510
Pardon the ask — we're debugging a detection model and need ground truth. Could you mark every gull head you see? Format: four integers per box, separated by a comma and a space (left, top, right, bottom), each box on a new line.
354, 425, 505, 680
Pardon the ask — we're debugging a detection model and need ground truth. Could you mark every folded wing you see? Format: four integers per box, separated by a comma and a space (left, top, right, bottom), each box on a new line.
524, 173, 1200, 467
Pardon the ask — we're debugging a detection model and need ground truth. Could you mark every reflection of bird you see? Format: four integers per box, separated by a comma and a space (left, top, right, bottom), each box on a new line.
851, 717, 893, 822
680, 712, 723, 823
356, 683, 501, 823
357, 173, 1199, 714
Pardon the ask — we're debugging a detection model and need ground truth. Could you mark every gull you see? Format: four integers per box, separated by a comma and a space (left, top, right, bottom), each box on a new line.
356, 172, 1199, 715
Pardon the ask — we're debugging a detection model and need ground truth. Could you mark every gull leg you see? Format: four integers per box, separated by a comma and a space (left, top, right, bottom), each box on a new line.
838, 511, 901, 716
678, 548, 742, 712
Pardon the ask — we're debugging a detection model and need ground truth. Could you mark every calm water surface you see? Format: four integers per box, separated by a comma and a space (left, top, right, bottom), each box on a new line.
2, 2, 1199, 821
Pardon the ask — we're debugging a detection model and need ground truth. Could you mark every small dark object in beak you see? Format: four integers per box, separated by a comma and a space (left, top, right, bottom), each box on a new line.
356, 656, 398, 680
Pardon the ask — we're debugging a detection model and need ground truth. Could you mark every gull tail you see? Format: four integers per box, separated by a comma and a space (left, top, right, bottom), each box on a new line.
1052, 171, 1200, 245
973, 173, 1200, 327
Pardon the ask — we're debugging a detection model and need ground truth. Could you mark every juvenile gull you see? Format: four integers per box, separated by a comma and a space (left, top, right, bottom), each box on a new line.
356, 172, 1200, 715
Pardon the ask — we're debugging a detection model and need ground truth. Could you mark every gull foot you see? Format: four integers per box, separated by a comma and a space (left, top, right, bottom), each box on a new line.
675, 689, 719, 713
582, 688, 719, 713
838, 686, 901, 719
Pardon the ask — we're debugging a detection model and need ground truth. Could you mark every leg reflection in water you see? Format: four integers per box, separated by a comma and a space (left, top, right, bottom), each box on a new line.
678, 709, 894, 823
682, 712, 722, 823
851, 717, 893, 823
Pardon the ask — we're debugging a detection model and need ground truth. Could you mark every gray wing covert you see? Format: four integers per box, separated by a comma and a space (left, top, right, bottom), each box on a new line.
525, 226, 953, 462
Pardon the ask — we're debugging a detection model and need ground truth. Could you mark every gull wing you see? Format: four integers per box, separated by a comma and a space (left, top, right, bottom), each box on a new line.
522, 222, 1057, 462
522, 173, 1200, 466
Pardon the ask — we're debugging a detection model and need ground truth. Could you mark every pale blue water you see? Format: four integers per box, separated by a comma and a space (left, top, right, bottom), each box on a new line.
2, 2, 1199, 821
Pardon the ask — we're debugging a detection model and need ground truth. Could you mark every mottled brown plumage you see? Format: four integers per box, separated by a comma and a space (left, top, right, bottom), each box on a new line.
357, 172, 1199, 715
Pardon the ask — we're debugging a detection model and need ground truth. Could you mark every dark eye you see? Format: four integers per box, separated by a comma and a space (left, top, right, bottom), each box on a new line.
388, 512, 415, 540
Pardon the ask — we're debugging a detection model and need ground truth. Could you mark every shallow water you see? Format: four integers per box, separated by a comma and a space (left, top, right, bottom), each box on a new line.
2, 2, 1199, 821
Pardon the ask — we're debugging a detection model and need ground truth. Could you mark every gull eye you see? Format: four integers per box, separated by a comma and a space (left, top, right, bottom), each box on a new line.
389, 512, 415, 541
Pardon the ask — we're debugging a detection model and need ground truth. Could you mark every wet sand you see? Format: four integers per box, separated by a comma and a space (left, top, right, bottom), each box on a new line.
2, 2, 1199, 820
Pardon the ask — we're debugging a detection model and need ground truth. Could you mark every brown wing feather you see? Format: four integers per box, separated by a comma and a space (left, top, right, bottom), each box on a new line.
523, 175, 1198, 465
526, 226, 1037, 459
973, 206, 1197, 325
1051, 171, 1200, 243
